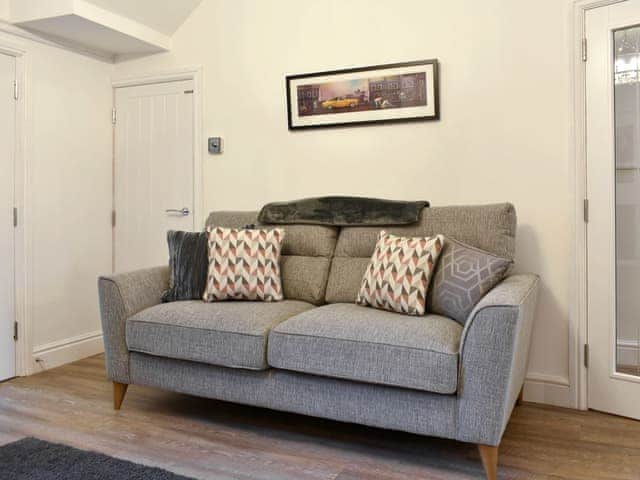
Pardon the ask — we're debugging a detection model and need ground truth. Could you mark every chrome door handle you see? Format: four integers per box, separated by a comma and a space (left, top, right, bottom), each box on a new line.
165, 207, 190, 216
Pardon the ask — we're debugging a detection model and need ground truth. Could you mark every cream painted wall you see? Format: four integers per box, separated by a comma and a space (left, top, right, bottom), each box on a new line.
0, 1, 9, 21
0, 29, 113, 371
114, 0, 574, 406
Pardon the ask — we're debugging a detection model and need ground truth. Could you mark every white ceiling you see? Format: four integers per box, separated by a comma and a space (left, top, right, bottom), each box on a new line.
84, 0, 203, 35
17, 14, 168, 57
7, 0, 203, 61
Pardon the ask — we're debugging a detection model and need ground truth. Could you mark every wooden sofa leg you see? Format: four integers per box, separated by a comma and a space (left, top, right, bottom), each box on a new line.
113, 382, 128, 410
478, 444, 498, 480
516, 386, 524, 406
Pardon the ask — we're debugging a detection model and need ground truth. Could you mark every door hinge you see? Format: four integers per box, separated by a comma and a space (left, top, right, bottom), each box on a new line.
13, 80, 19, 100
13, 321, 18, 341
111, 209, 116, 227
582, 37, 588, 62
13, 207, 17, 227
112, 108, 117, 125
583, 198, 589, 223
584, 344, 589, 368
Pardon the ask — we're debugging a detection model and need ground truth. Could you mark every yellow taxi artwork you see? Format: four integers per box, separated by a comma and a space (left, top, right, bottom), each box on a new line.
321, 96, 359, 109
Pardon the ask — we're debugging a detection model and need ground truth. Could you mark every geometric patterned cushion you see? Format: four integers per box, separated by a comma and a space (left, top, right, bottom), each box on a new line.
356, 231, 444, 316
427, 237, 513, 325
203, 227, 285, 302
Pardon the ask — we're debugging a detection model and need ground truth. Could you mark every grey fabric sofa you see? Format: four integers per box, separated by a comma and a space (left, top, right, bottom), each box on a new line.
98, 203, 539, 480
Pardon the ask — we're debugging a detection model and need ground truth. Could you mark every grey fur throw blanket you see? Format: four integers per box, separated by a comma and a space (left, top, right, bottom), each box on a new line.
257, 196, 429, 226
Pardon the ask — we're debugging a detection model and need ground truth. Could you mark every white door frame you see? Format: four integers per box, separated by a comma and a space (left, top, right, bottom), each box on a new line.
111, 66, 204, 271
573, 0, 629, 411
0, 38, 29, 377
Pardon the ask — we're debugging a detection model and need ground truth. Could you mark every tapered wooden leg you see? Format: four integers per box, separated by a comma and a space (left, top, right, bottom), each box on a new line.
113, 382, 128, 410
516, 386, 524, 406
478, 444, 498, 480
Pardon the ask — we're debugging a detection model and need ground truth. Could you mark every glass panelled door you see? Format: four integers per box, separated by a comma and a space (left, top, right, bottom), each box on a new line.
615, 26, 640, 378
587, 1, 640, 420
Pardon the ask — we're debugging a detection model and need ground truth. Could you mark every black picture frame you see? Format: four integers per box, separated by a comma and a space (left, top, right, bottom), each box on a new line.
286, 59, 439, 130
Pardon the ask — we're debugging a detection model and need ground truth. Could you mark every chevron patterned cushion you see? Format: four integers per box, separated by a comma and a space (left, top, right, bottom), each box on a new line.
203, 227, 285, 302
427, 237, 513, 325
356, 231, 444, 316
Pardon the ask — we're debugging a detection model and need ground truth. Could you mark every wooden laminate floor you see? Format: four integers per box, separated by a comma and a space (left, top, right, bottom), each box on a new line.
1, 355, 639, 480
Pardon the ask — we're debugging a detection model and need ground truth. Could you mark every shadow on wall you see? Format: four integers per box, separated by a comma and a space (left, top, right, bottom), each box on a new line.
514, 223, 568, 378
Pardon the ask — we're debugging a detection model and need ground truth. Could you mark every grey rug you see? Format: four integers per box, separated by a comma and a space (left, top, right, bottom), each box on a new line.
0, 437, 195, 479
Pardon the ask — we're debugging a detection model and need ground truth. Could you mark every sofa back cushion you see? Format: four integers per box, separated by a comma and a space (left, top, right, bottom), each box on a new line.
206, 211, 338, 305
325, 203, 517, 303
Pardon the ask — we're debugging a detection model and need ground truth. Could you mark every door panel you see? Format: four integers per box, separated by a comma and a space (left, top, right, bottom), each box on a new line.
0, 53, 16, 381
114, 80, 195, 273
586, 1, 640, 420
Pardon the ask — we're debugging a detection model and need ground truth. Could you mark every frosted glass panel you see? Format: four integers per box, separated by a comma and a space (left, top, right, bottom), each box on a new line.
615, 26, 640, 376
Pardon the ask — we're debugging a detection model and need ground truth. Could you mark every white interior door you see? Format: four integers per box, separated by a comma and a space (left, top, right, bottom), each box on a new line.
114, 79, 195, 273
0, 53, 16, 381
586, 0, 640, 420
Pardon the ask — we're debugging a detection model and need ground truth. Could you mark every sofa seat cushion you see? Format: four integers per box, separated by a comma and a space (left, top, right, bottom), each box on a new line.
268, 304, 462, 394
126, 300, 314, 370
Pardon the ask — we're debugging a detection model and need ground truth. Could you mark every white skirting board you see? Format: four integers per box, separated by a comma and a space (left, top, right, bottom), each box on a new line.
617, 339, 640, 367
523, 372, 572, 408
31, 331, 104, 374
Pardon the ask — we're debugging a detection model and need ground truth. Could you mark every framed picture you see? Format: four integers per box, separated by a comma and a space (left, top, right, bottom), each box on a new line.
286, 59, 439, 130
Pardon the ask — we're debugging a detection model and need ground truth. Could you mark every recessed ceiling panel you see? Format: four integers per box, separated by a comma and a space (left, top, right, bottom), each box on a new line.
84, 0, 202, 35
18, 14, 167, 57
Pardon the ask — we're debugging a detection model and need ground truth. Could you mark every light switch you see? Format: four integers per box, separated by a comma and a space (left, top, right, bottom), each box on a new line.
208, 137, 222, 154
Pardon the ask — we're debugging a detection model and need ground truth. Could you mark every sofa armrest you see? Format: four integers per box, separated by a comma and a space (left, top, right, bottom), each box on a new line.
98, 266, 169, 383
456, 273, 540, 446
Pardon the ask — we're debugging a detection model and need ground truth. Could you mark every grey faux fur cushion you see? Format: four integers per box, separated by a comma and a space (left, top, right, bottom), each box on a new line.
258, 196, 429, 226
161, 231, 209, 302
